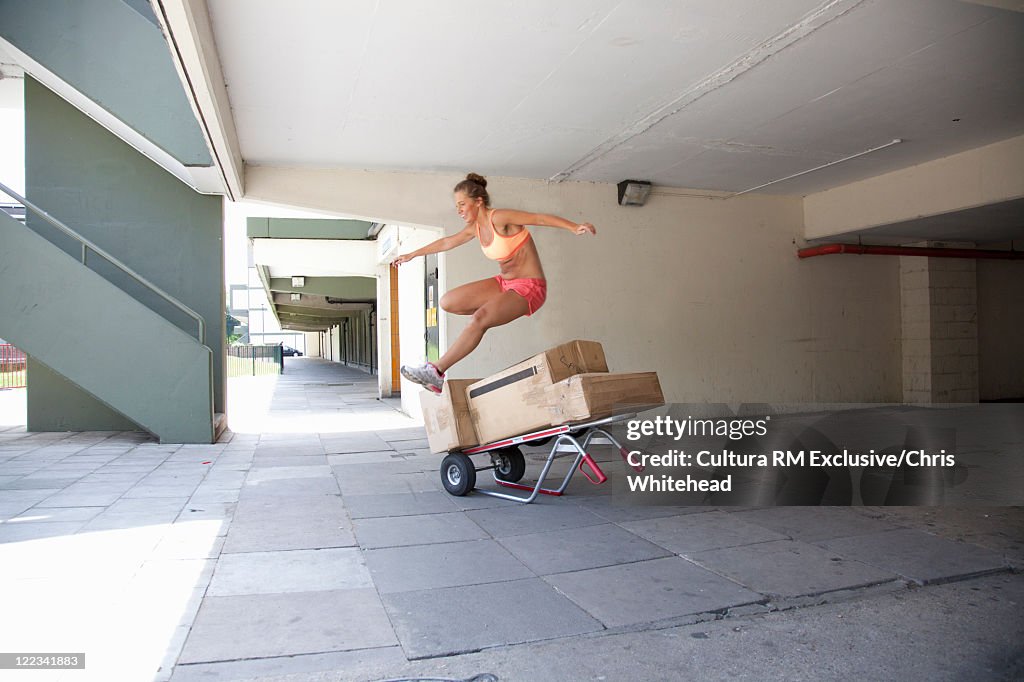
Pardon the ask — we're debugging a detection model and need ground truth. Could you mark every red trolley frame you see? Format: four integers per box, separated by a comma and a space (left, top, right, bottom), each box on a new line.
438, 413, 643, 504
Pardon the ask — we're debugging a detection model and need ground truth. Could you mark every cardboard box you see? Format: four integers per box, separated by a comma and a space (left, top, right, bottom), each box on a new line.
546, 372, 664, 423
467, 340, 609, 443
421, 379, 480, 453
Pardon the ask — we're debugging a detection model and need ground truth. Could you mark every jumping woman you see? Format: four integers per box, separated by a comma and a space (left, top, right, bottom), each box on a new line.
392, 173, 596, 393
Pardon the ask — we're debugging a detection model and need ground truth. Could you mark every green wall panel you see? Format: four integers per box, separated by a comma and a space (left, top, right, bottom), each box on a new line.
0, 0, 211, 165
24, 75, 225, 424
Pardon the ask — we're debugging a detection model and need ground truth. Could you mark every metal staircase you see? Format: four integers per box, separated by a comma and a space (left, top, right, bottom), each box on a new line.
0, 181, 215, 443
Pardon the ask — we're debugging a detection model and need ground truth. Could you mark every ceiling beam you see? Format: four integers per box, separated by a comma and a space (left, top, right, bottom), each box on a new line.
154, 0, 245, 200
268, 276, 376, 299
274, 304, 364, 318
272, 293, 374, 310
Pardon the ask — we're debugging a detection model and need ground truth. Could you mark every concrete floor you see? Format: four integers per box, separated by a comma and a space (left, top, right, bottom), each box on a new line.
0, 358, 1021, 682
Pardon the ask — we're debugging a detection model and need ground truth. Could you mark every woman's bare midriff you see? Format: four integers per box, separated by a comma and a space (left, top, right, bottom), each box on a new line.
494, 231, 545, 280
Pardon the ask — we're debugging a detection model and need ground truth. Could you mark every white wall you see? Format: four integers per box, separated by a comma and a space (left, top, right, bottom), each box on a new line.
381, 224, 445, 418
446, 182, 902, 403
247, 167, 904, 405
0, 75, 24, 196
978, 260, 1024, 400
330, 325, 341, 361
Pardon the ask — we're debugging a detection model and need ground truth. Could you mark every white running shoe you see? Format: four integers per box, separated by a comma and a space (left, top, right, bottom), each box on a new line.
400, 362, 444, 393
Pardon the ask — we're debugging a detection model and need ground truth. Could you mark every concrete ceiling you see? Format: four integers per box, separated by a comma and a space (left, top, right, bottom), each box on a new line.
206, 0, 1024, 196
821, 197, 1024, 245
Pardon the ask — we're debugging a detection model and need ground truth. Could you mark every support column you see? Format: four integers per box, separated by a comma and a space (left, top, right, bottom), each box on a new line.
900, 251, 979, 404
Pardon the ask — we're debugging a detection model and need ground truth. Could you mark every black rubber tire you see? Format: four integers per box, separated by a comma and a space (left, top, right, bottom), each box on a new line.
493, 447, 526, 483
440, 453, 476, 496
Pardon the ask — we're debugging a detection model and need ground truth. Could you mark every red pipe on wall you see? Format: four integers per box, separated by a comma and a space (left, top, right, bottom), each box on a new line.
798, 243, 1024, 260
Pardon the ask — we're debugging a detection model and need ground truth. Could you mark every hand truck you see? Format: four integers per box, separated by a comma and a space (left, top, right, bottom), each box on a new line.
438, 413, 643, 504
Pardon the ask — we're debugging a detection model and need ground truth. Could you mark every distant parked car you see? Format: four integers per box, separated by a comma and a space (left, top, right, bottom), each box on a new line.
280, 346, 303, 357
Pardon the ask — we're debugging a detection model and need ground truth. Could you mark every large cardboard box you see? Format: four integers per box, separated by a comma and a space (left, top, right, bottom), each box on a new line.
467, 340, 609, 443
421, 379, 480, 453
546, 372, 664, 423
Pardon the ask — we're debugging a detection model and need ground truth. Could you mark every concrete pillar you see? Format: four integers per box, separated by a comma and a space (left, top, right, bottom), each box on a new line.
900, 251, 979, 404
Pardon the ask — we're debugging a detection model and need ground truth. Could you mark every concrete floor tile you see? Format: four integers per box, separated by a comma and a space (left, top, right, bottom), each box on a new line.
82, 514, 180, 532
466, 501, 606, 538
732, 506, 902, 542
332, 460, 422, 476
253, 444, 327, 457
344, 490, 458, 518
365, 539, 533, 594
10, 506, 104, 523
576, 497, 713, 523
251, 455, 329, 467
177, 502, 236, 523
545, 557, 763, 628
444, 491, 522, 510
865, 507, 1024, 572
106, 498, 188, 514
224, 514, 355, 553
197, 471, 247, 487
123, 485, 200, 499
0, 502, 35, 520
232, 494, 345, 522
208, 548, 371, 595
35, 491, 120, 507
327, 450, 402, 465
257, 433, 323, 443
321, 434, 392, 454
187, 488, 240, 504
499, 523, 673, 575
0, 477, 78, 489
621, 510, 789, 554
2, 489, 64, 506
246, 465, 333, 482
353, 512, 489, 549
818, 528, 1009, 585
79, 472, 149, 484
383, 578, 602, 659
688, 539, 897, 598
336, 469, 438, 495
239, 476, 340, 498
178, 588, 396, 663
152, 531, 227, 560
384, 437, 430, 450
0, 521, 87, 543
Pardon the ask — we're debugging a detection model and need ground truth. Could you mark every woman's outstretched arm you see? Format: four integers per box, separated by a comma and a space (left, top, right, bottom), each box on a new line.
392, 224, 476, 266
491, 209, 596, 235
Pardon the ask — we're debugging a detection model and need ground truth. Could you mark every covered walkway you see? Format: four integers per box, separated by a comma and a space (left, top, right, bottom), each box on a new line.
0, 359, 1021, 680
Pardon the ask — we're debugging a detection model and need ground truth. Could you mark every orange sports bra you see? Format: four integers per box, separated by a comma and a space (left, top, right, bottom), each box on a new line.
477, 210, 532, 261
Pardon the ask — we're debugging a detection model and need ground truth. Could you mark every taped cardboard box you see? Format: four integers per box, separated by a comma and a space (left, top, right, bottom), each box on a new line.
546, 372, 664, 423
421, 379, 480, 453
467, 340, 609, 444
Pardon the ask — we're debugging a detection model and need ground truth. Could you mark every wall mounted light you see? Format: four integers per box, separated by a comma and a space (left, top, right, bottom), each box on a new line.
292, 276, 305, 287
617, 180, 652, 206
290, 293, 301, 302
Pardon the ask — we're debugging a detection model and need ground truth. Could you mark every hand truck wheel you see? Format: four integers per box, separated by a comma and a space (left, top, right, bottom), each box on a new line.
440, 453, 476, 496
492, 447, 526, 483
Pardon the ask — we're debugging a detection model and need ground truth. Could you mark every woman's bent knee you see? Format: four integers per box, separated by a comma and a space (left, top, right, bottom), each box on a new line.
440, 293, 472, 315
469, 308, 495, 330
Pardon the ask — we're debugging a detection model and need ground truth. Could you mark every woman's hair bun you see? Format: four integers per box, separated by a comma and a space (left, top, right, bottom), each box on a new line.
453, 172, 491, 205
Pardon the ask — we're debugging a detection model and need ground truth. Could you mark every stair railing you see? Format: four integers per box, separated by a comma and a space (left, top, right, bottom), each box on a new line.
0, 180, 207, 346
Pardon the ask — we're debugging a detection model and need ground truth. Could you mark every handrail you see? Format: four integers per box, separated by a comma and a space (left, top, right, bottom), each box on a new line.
0, 180, 207, 345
